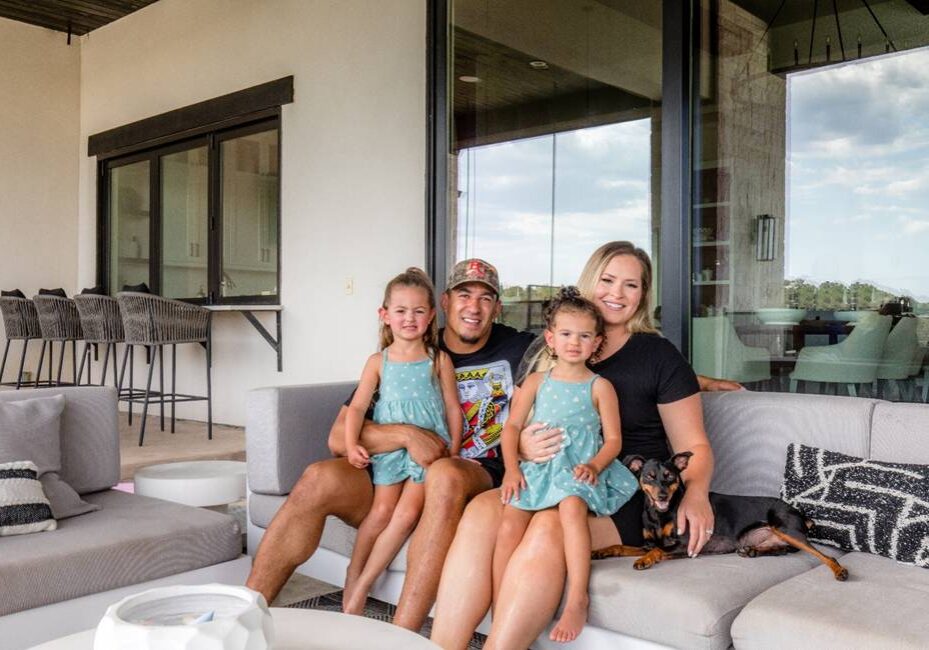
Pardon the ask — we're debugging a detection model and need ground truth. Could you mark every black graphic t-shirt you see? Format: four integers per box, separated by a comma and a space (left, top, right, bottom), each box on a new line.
590, 333, 700, 462
442, 324, 535, 459
346, 323, 535, 460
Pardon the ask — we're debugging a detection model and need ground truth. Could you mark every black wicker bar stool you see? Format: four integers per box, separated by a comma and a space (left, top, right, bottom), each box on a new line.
116, 292, 212, 446
73, 293, 126, 388
0, 294, 42, 389
33, 294, 83, 387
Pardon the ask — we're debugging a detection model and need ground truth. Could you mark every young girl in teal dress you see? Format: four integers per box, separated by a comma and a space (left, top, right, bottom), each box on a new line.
497, 287, 637, 643
342, 268, 462, 615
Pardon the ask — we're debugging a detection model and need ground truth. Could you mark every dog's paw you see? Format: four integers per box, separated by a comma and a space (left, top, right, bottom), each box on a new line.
737, 547, 754, 558
834, 566, 849, 582
633, 557, 654, 570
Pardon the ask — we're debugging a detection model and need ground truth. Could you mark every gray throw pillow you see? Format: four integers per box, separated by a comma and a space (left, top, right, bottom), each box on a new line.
0, 395, 99, 519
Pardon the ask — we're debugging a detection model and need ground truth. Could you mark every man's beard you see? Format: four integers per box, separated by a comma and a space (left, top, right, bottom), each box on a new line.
458, 333, 481, 345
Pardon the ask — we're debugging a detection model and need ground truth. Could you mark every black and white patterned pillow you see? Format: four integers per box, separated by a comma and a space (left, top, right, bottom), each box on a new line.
781, 443, 929, 567
0, 461, 57, 536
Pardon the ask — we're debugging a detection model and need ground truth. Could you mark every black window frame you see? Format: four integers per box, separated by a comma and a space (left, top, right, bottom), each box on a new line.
97, 111, 282, 306
425, 0, 694, 350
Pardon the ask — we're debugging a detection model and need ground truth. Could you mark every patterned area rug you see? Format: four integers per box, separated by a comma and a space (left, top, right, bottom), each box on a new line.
286, 590, 487, 649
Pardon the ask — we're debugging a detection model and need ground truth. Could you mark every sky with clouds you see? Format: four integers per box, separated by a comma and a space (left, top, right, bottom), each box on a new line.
788, 46, 929, 300
457, 46, 929, 300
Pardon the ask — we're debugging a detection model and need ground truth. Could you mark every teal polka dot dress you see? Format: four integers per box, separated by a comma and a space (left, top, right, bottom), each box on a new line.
371, 350, 450, 485
511, 372, 638, 516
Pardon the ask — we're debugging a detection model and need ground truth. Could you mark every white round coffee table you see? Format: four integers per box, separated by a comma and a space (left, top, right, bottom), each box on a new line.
29, 607, 439, 649
134, 460, 246, 507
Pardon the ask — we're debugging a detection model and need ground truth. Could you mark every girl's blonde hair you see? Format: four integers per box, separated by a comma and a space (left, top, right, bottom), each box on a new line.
379, 267, 440, 367
576, 240, 658, 335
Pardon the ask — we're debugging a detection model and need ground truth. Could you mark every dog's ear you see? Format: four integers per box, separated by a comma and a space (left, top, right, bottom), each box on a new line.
623, 455, 646, 475
671, 451, 693, 472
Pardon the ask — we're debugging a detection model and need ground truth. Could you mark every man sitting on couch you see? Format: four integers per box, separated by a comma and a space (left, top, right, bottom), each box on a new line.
246, 258, 738, 632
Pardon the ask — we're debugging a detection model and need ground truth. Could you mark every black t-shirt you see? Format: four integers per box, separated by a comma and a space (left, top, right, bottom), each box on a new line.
590, 333, 700, 462
346, 323, 535, 460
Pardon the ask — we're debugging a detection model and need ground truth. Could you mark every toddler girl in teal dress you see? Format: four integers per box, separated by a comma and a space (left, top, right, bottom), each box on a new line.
497, 287, 637, 643
342, 268, 462, 615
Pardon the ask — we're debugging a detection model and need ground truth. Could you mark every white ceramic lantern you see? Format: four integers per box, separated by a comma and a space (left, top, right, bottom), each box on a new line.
94, 584, 273, 650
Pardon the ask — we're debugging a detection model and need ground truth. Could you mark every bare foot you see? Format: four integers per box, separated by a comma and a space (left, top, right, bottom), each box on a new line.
341, 565, 361, 614
549, 596, 588, 643
342, 584, 369, 615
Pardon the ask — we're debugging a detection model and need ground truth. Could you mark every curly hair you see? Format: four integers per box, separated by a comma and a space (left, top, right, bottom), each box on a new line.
542, 286, 605, 360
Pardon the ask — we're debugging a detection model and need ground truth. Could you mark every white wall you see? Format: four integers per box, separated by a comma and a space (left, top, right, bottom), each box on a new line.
78, 0, 427, 425
0, 18, 80, 379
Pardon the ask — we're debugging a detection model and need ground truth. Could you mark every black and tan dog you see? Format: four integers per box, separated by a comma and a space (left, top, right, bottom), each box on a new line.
592, 452, 848, 581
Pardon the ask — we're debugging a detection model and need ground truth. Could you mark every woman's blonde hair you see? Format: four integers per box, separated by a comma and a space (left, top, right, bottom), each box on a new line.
379, 268, 440, 369
518, 242, 657, 379
576, 240, 658, 335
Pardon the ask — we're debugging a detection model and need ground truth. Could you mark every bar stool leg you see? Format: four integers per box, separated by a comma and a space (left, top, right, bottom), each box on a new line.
56, 340, 66, 386
159, 345, 165, 432
100, 341, 111, 387
117, 344, 129, 395
111, 343, 118, 387
139, 345, 157, 446
35, 341, 47, 388
206, 329, 213, 441
0, 339, 10, 384
171, 344, 177, 433
128, 345, 135, 425
47, 342, 54, 386
77, 343, 90, 386
16, 339, 29, 389
72, 341, 77, 385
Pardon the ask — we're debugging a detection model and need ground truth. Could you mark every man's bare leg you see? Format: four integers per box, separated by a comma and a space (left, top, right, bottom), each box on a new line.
391, 457, 492, 630
485, 513, 620, 650
246, 458, 373, 604
430, 489, 503, 650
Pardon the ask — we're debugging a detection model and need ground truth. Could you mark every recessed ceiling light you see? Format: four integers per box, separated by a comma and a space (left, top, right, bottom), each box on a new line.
459, 75, 481, 83
528, 60, 549, 70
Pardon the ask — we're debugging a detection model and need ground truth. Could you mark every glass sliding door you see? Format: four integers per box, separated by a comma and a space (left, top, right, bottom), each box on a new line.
692, 0, 929, 402
161, 144, 209, 299
108, 159, 151, 292
219, 127, 280, 299
448, 0, 663, 331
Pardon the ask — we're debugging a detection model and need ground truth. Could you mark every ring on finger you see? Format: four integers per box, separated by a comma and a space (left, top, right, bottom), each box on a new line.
705, 529, 714, 535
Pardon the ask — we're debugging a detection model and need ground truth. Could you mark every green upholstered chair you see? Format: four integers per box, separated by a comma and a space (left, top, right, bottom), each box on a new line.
789, 312, 891, 396
692, 316, 771, 384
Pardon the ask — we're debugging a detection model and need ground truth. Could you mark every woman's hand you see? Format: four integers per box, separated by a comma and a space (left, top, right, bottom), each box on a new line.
697, 375, 743, 392
677, 489, 715, 557
517, 422, 563, 463
573, 463, 599, 485
500, 468, 526, 504
347, 444, 370, 469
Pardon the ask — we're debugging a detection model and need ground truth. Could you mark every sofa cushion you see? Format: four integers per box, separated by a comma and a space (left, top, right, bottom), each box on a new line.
869, 402, 929, 464
701, 391, 876, 497
782, 443, 929, 567
0, 387, 120, 494
587, 548, 833, 650
0, 461, 56, 536
0, 489, 241, 616
0, 395, 98, 519
731, 552, 929, 649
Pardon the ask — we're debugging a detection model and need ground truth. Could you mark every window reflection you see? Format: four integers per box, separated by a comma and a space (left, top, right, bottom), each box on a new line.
694, 0, 929, 402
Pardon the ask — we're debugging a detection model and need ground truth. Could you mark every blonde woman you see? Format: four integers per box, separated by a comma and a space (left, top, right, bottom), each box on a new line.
432, 242, 728, 649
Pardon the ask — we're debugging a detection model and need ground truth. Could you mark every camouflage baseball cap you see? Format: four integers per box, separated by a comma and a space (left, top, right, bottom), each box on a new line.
446, 258, 500, 296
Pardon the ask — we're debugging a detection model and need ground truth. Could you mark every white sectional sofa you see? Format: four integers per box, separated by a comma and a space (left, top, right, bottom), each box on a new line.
247, 384, 929, 649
